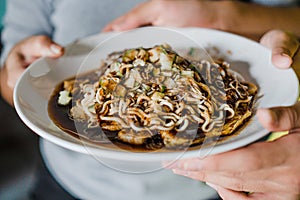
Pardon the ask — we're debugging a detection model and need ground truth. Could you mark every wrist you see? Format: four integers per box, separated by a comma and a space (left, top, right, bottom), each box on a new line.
218, 1, 272, 39
216, 1, 244, 33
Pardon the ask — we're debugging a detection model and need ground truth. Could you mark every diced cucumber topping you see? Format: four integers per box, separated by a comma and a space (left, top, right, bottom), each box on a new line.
58, 90, 72, 106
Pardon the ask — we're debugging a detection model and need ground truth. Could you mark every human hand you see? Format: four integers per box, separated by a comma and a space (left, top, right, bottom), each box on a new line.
0, 35, 64, 105
103, 0, 235, 32
260, 29, 300, 80
169, 133, 300, 200
168, 30, 300, 200
258, 29, 300, 133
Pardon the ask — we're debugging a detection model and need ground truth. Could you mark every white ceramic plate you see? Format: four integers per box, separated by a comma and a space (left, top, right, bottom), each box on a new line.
14, 27, 299, 162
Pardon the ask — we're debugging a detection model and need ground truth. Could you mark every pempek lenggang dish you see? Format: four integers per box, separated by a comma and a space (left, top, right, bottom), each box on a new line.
48, 44, 257, 151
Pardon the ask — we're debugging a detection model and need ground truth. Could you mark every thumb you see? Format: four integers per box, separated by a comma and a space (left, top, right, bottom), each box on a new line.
260, 30, 299, 69
257, 102, 300, 132
20, 35, 64, 59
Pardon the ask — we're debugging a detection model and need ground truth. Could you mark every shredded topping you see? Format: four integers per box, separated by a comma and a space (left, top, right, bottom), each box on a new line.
61, 44, 257, 149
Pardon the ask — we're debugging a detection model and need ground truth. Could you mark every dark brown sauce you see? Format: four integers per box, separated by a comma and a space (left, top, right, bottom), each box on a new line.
49, 82, 156, 153
48, 71, 252, 153
48, 71, 178, 152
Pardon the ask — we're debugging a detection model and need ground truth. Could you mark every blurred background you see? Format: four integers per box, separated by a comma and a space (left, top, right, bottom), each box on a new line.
0, 0, 40, 199
0, 0, 4, 30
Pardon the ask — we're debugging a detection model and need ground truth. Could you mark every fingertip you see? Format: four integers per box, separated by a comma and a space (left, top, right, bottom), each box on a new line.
50, 44, 64, 55
110, 25, 122, 32
109, 17, 143, 32
110, 22, 130, 32
257, 108, 278, 131
102, 25, 112, 32
40, 44, 63, 57
206, 182, 219, 190
257, 108, 272, 124
104, 17, 127, 32
272, 53, 293, 69
172, 169, 190, 176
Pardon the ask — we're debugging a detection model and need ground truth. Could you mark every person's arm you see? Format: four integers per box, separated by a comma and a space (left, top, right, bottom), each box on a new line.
168, 30, 300, 200
224, 1, 300, 38
103, 0, 300, 39
0, 0, 64, 105
1, 0, 54, 64
0, 36, 63, 105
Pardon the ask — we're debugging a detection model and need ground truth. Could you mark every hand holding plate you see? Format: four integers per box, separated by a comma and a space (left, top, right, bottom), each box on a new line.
0, 35, 64, 105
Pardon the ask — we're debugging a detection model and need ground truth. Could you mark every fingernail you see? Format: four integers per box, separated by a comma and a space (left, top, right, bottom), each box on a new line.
112, 24, 123, 32
257, 108, 279, 130
273, 53, 292, 69
172, 169, 190, 176
206, 182, 218, 190
165, 162, 188, 170
183, 162, 191, 170
184, 161, 203, 170
258, 108, 274, 121
111, 19, 128, 31
266, 109, 278, 125
50, 44, 62, 55
280, 53, 292, 65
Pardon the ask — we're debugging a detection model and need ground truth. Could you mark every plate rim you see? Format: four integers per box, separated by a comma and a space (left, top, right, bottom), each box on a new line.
13, 27, 299, 161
